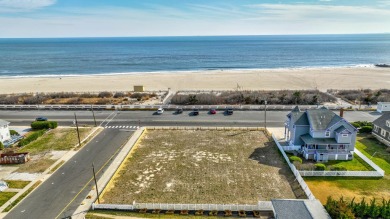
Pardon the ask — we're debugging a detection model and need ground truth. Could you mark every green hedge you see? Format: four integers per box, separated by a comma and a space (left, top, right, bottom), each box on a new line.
10, 130, 19, 136
315, 163, 326, 170
31, 121, 58, 130
359, 126, 372, 133
289, 156, 302, 164
18, 130, 45, 147
351, 121, 372, 128
0, 142, 3, 150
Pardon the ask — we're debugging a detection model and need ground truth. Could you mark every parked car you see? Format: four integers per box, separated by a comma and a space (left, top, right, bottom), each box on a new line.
175, 108, 183, 114
209, 108, 217, 114
192, 108, 200, 116
156, 108, 164, 115
226, 108, 233, 115
35, 117, 48, 121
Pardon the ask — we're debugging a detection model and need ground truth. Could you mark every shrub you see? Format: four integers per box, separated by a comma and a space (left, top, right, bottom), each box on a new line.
10, 130, 19, 136
18, 130, 45, 147
113, 92, 125, 98
0, 142, 4, 150
330, 166, 347, 171
289, 156, 302, 164
351, 122, 361, 128
359, 126, 373, 133
315, 163, 326, 170
31, 121, 58, 130
98, 91, 113, 98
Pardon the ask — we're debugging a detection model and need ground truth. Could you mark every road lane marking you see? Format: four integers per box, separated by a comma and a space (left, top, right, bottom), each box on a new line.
54, 133, 133, 219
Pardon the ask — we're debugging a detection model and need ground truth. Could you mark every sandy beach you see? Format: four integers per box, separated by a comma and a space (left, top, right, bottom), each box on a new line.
0, 67, 389, 94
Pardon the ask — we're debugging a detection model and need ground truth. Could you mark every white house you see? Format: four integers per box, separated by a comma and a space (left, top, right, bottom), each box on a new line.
377, 102, 390, 113
0, 119, 11, 144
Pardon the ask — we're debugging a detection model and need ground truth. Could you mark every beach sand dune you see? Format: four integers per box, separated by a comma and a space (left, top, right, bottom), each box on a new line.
0, 67, 389, 94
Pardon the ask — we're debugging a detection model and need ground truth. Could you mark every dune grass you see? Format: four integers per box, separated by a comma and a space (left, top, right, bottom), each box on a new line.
102, 130, 303, 205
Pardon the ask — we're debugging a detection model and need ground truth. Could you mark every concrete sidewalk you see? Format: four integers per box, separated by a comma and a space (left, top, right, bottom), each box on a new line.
72, 128, 145, 219
0, 126, 102, 217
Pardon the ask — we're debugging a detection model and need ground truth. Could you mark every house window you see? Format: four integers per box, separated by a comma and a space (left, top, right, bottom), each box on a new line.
342, 134, 349, 137
325, 131, 330, 137
387, 120, 390, 128
374, 125, 379, 132
381, 129, 386, 137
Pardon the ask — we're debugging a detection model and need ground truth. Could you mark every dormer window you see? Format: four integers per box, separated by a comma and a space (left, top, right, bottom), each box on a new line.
387, 120, 390, 128
325, 131, 331, 137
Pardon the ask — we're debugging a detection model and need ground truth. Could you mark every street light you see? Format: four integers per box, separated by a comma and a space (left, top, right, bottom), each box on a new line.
264, 100, 267, 129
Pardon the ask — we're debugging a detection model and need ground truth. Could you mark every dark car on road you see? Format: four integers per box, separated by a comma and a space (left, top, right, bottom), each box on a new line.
192, 108, 200, 116
35, 117, 48, 121
209, 108, 217, 114
175, 108, 183, 114
226, 108, 233, 115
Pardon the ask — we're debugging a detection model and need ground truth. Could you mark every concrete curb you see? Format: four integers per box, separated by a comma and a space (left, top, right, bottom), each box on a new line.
72, 128, 146, 219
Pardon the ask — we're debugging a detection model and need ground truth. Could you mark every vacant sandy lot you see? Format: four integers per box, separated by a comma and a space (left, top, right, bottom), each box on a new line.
102, 130, 304, 204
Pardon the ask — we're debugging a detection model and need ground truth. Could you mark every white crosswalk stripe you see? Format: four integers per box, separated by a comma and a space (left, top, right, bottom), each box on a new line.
104, 125, 140, 129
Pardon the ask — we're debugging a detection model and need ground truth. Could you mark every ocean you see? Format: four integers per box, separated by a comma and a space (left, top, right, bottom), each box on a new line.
0, 34, 389, 78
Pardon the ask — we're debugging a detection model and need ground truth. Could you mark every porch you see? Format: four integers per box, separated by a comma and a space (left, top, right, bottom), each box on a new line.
300, 134, 352, 162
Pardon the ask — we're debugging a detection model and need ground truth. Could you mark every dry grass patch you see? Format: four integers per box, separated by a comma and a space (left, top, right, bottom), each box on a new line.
102, 130, 301, 204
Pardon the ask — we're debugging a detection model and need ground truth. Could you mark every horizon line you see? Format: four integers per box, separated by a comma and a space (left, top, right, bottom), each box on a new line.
0, 32, 389, 39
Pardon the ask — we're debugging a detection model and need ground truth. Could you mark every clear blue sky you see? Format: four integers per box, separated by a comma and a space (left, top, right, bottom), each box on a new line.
0, 0, 389, 37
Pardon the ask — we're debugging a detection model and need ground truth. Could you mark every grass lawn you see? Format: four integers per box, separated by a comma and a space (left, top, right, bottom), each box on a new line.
3, 181, 41, 212
305, 134, 390, 204
11, 127, 93, 173
102, 130, 303, 205
19, 127, 93, 155
292, 153, 373, 171
4, 180, 30, 189
0, 192, 17, 207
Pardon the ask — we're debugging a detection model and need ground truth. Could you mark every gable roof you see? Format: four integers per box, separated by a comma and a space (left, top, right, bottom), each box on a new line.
306, 108, 343, 131
0, 120, 10, 126
288, 106, 309, 126
335, 125, 352, 134
373, 113, 390, 132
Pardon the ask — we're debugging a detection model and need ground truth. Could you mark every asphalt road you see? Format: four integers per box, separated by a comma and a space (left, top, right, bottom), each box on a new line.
0, 109, 382, 127
4, 128, 134, 219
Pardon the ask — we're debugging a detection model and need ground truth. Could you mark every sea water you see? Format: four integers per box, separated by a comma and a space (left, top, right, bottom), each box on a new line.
0, 34, 389, 78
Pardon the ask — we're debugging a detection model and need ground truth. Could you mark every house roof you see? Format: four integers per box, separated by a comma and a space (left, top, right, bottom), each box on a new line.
0, 120, 10, 126
301, 134, 339, 145
373, 113, 390, 132
335, 126, 352, 134
271, 199, 330, 219
288, 106, 309, 126
306, 108, 343, 131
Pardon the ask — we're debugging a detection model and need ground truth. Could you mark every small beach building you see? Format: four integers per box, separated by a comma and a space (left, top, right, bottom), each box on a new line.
285, 106, 357, 162
0, 119, 11, 144
372, 113, 390, 147
377, 102, 390, 113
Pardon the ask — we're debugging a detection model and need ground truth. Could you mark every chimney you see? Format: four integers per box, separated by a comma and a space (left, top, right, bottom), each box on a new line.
340, 108, 344, 118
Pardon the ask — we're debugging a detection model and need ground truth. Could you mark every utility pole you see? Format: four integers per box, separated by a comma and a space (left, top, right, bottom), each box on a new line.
92, 163, 100, 204
264, 100, 267, 129
74, 113, 81, 147
91, 106, 97, 127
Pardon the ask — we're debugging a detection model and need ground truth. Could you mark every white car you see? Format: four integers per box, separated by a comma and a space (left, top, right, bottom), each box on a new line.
156, 108, 164, 115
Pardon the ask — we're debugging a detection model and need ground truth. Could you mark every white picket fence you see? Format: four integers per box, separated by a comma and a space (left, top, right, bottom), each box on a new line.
93, 201, 273, 211
272, 134, 316, 200
274, 135, 385, 177
298, 149, 384, 177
